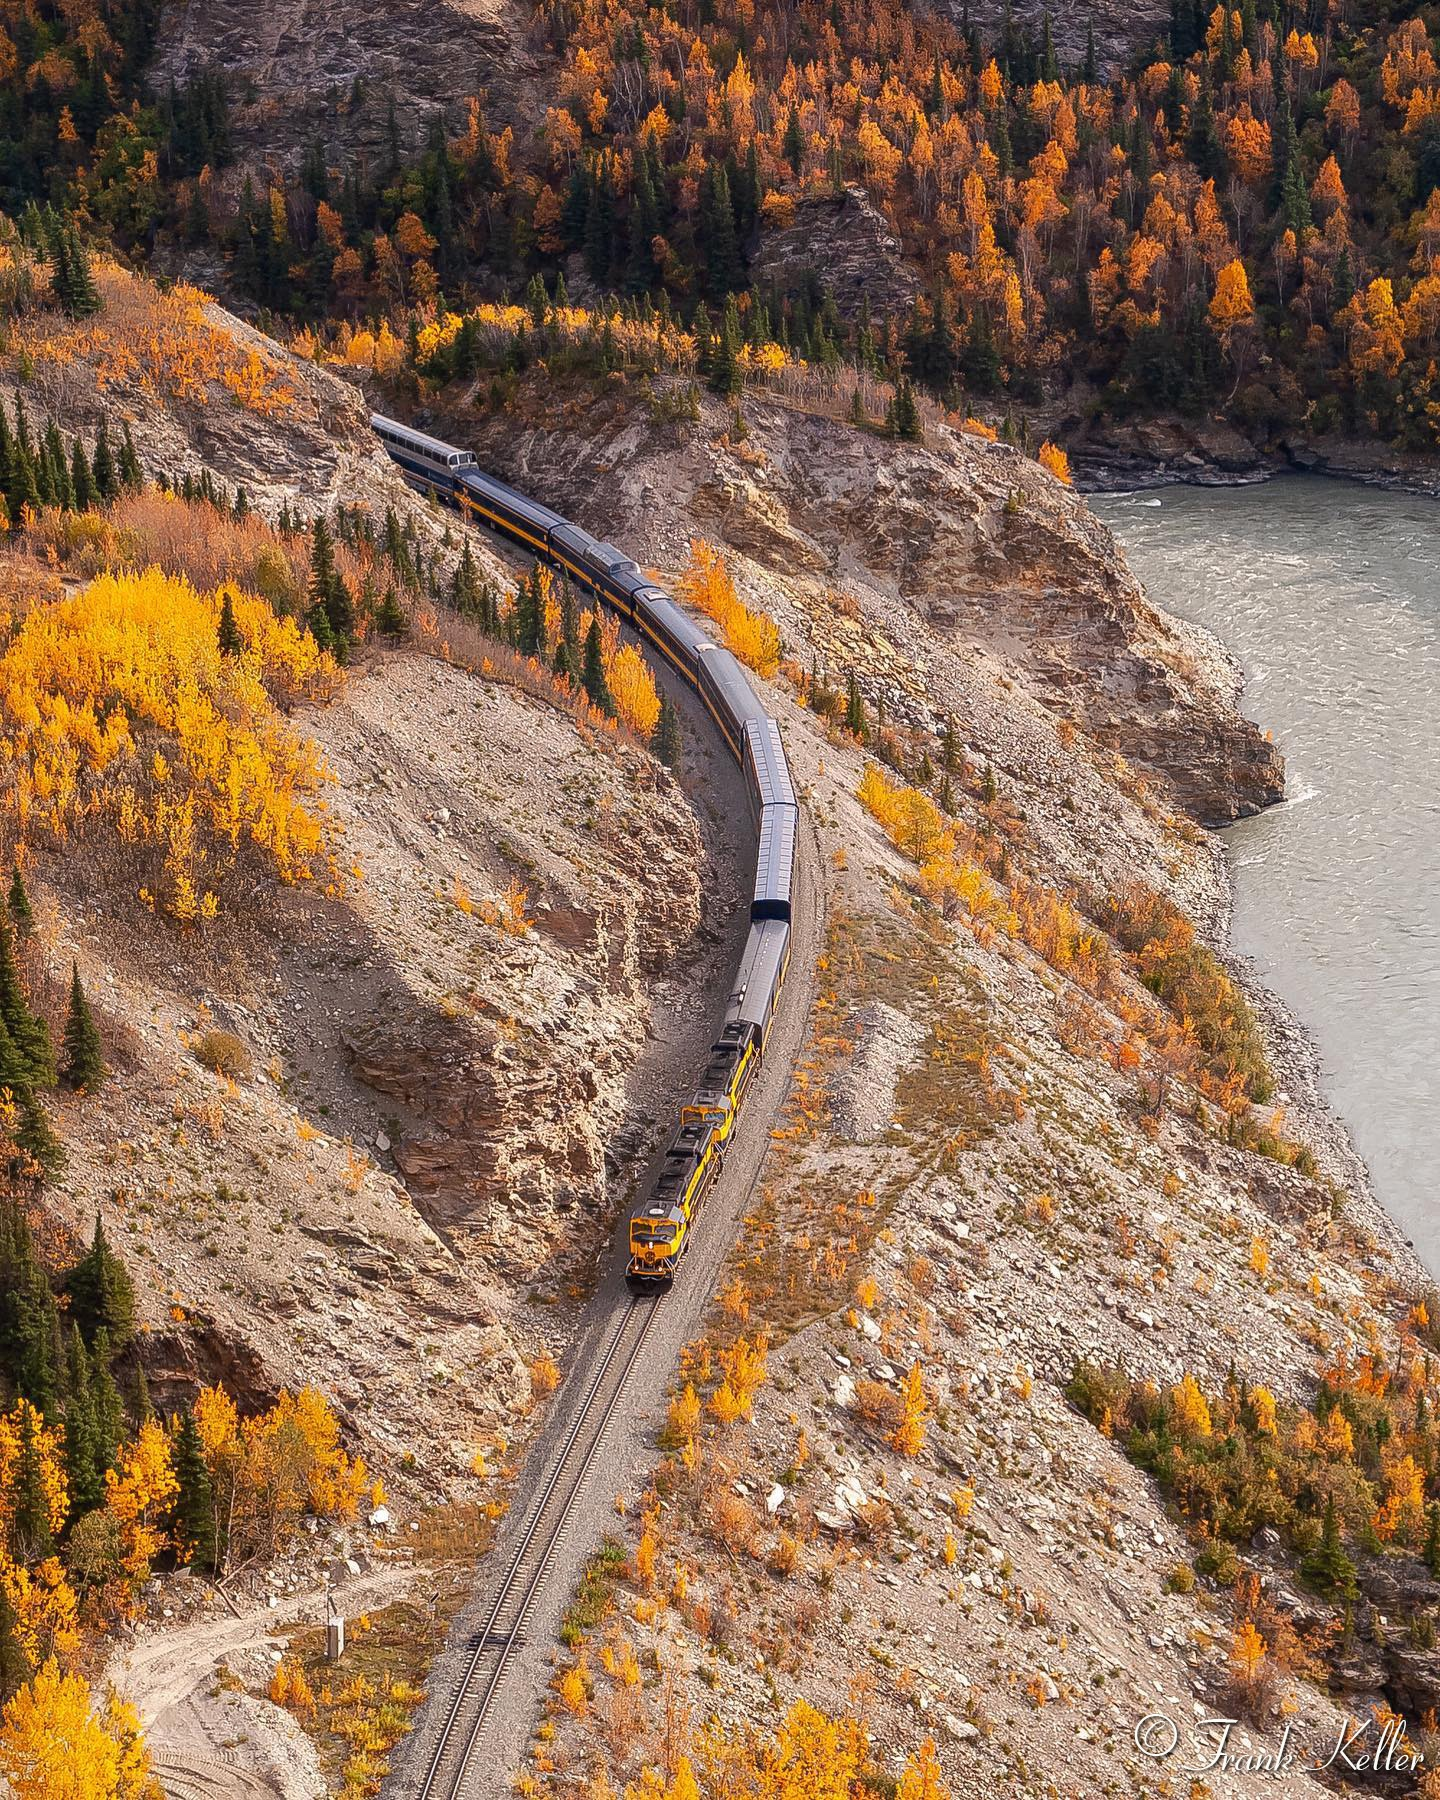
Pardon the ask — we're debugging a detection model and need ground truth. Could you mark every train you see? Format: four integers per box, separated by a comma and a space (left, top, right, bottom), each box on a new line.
371, 413, 798, 1290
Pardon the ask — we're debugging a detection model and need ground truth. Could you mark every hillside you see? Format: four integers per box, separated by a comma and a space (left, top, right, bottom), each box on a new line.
150, 0, 525, 172
441, 385, 1440, 1800
0, 254, 769, 1793
0, 225, 1428, 1800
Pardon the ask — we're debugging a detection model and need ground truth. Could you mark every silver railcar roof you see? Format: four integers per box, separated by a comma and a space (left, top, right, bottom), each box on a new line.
371, 412, 477, 466
744, 717, 796, 809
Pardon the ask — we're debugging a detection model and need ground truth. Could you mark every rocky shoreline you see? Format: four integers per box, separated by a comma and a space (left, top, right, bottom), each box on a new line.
1065, 410, 1440, 500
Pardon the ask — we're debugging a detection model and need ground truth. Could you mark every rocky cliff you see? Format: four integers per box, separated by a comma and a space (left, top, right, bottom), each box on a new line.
447, 381, 1283, 836
151, 0, 527, 176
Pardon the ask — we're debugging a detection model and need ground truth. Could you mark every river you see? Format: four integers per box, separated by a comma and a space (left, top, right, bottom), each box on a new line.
1094, 477, 1440, 1267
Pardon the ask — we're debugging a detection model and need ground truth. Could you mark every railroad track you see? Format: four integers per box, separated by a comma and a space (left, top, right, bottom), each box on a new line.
414, 1294, 663, 1799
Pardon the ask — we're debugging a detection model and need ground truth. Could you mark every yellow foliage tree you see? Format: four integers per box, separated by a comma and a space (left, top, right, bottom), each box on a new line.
897, 1739, 951, 1800
1208, 259, 1254, 348
0, 571, 341, 917
675, 541, 781, 679
698, 1698, 866, 1800
103, 1421, 178, 1585
891, 1361, 930, 1458
1169, 1374, 1212, 1441
1037, 441, 1072, 485
0, 1403, 67, 1550
606, 642, 662, 738
0, 1659, 160, 1800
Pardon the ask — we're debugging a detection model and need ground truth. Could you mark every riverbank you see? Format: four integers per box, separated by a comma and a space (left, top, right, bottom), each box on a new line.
1099, 478, 1440, 1276
1064, 408, 1440, 498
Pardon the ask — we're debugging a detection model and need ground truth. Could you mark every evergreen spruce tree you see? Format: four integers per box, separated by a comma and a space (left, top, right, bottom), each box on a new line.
581, 618, 615, 715
10, 1411, 52, 1560
511, 570, 545, 657
451, 541, 481, 617
4, 433, 40, 526
0, 918, 53, 1090
893, 376, 923, 441
651, 694, 682, 770
0, 1205, 63, 1416
783, 107, 806, 175
44, 424, 72, 510
133, 1362, 152, 1425
64, 1217, 136, 1352
709, 296, 743, 398
118, 421, 143, 491
90, 1329, 123, 1471
61, 962, 105, 1092
6, 869, 32, 939
91, 420, 118, 502
1186, 75, 1223, 180
49, 220, 101, 319
324, 565, 355, 646
375, 587, 407, 637
217, 591, 242, 658
69, 437, 96, 511
942, 714, 961, 774
63, 1326, 102, 1518
961, 309, 1001, 393
699, 162, 743, 298
14, 1094, 62, 1178
1300, 1495, 1358, 1602
308, 515, 353, 653
170, 1407, 217, 1571
310, 514, 338, 605
845, 670, 867, 738
1427, 1503, 1440, 1579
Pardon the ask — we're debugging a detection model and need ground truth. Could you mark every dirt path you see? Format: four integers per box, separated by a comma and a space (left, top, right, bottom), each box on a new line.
109, 1568, 416, 1800
108, 1568, 414, 1727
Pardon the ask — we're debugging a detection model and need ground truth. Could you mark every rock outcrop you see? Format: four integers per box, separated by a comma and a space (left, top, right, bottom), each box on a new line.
448, 383, 1283, 835
151, 0, 524, 175
748, 186, 920, 323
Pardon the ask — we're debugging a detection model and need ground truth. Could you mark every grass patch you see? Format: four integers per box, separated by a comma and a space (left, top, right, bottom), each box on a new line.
560, 1538, 629, 1648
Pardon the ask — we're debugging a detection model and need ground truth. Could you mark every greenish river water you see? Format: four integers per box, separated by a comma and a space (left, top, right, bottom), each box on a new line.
1096, 478, 1440, 1266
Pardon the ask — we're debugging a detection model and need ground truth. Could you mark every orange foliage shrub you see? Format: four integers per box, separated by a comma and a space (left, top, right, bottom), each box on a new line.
16, 259, 299, 417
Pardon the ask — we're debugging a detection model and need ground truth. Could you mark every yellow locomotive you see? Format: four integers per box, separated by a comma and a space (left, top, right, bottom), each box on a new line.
626, 1020, 761, 1288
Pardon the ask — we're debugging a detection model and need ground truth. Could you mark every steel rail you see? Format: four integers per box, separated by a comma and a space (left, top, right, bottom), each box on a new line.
414, 1294, 662, 1798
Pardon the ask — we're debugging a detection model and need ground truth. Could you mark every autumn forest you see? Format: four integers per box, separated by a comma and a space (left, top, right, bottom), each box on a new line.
8, 0, 1440, 449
